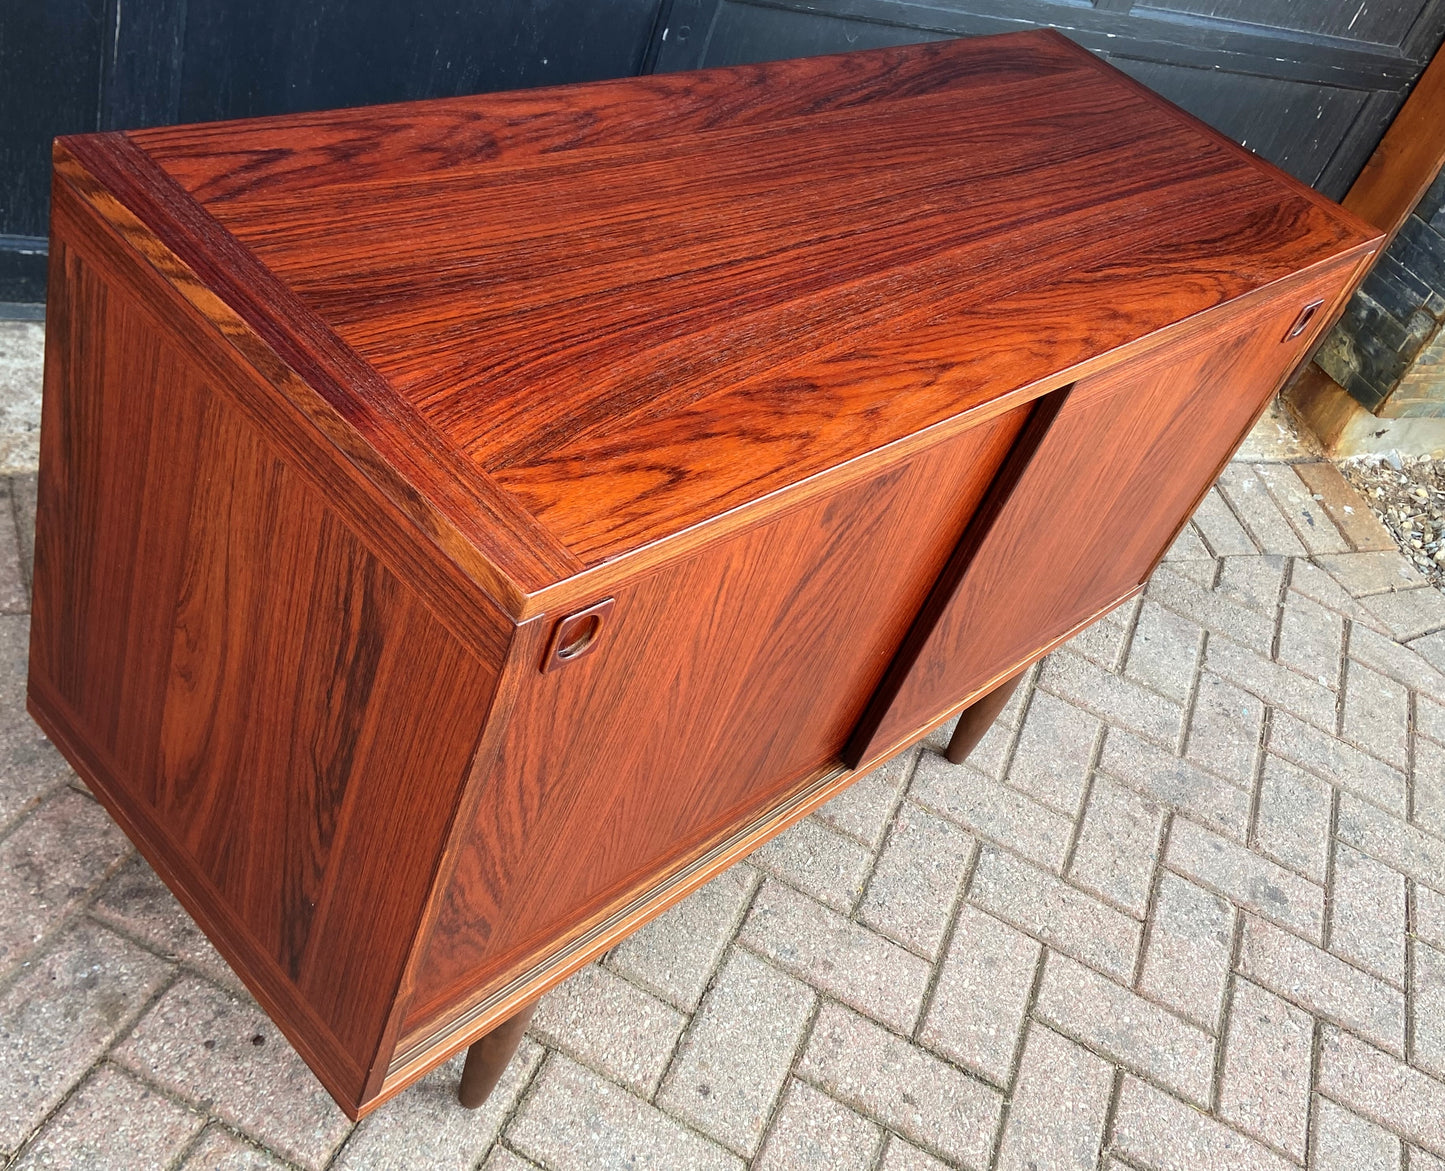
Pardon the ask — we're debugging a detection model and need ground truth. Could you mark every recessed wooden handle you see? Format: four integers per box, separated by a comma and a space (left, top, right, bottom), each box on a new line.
1284, 299, 1324, 341
542, 598, 615, 672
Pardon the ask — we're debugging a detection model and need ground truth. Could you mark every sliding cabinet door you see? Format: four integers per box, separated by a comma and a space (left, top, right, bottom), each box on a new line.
847, 259, 1362, 766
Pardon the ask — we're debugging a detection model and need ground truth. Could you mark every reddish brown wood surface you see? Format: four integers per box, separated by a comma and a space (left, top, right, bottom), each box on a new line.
401, 407, 1028, 1036
125, 35, 1080, 199
54, 135, 578, 618
32, 31, 1382, 1119
112, 29, 1376, 586
28, 207, 508, 1109
43, 164, 520, 664
850, 258, 1361, 765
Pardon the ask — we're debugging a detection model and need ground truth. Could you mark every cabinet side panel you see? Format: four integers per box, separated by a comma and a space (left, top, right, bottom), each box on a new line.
27, 224, 504, 1106
852, 259, 1360, 761
402, 404, 1030, 1033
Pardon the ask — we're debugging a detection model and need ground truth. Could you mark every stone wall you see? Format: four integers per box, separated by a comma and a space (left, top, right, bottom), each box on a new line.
1316, 166, 1445, 418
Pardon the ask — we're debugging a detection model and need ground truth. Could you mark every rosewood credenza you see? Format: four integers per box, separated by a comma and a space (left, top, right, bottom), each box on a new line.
28, 29, 1380, 1117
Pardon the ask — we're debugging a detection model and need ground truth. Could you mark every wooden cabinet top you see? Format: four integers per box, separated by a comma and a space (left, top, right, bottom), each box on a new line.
56, 30, 1376, 615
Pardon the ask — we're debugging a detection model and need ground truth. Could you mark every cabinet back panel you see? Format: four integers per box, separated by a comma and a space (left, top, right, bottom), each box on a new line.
402, 402, 1030, 1030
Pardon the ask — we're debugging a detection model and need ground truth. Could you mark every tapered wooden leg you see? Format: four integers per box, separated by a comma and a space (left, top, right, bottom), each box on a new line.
945, 672, 1024, 765
458, 1000, 538, 1109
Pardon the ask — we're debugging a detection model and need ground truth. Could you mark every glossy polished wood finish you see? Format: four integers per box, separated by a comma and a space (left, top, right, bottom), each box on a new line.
848, 257, 1368, 767
124, 30, 1369, 589
30, 31, 1379, 1117
30, 205, 508, 1108
402, 408, 1028, 1038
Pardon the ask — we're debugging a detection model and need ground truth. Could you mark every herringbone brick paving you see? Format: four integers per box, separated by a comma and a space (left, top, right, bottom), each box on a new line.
2, 396, 1444, 1168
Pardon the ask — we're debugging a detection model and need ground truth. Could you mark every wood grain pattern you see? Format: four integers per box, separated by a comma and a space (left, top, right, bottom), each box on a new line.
28, 218, 508, 1108
849, 257, 1361, 765
128, 34, 1081, 201
33, 32, 1382, 1119
400, 406, 1029, 1035
382, 758, 849, 1106
382, 575, 1138, 1105
363, 610, 551, 1105
485, 176, 1353, 565
117, 29, 1378, 578
56, 135, 578, 614
44, 168, 518, 662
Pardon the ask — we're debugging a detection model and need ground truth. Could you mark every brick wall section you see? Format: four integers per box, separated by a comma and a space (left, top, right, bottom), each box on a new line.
1317, 166, 1445, 418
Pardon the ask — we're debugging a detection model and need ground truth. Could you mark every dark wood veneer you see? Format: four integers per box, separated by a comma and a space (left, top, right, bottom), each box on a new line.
29, 31, 1379, 1116
30, 229, 507, 1105
849, 257, 1366, 766
402, 408, 1028, 1037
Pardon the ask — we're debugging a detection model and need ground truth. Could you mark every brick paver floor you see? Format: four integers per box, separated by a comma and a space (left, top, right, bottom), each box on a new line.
1, 387, 1444, 1168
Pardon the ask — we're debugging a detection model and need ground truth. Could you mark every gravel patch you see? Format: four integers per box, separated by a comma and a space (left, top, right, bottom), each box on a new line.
1339, 455, 1445, 590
